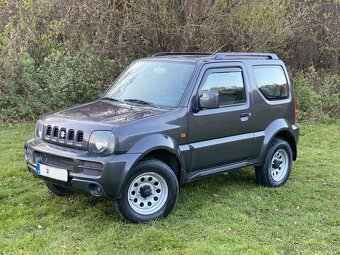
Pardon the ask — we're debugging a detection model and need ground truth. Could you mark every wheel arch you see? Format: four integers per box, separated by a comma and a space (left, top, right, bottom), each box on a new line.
140, 149, 182, 183
273, 130, 297, 160
258, 119, 297, 164
115, 134, 184, 199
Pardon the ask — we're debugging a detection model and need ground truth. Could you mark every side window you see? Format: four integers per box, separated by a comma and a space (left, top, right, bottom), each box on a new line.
253, 66, 289, 100
200, 70, 246, 106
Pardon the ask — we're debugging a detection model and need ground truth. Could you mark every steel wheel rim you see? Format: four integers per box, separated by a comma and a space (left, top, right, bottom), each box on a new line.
270, 149, 289, 182
128, 172, 168, 215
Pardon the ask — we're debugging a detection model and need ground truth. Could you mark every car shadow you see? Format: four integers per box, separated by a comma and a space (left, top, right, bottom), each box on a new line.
65, 167, 259, 222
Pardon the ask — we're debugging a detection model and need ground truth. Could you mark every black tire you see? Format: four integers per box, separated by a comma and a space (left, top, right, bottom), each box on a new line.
115, 159, 179, 223
45, 181, 75, 196
255, 139, 293, 187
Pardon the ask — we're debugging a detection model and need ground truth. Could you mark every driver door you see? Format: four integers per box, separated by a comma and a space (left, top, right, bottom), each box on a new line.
188, 65, 254, 171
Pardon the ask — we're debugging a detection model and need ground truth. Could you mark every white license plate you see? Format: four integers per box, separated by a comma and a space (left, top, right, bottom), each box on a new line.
36, 163, 68, 182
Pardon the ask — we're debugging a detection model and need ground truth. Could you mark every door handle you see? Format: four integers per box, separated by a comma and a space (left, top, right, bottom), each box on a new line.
240, 112, 251, 121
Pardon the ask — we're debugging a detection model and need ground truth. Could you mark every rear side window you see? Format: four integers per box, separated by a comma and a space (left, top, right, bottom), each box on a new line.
200, 69, 246, 106
253, 66, 289, 100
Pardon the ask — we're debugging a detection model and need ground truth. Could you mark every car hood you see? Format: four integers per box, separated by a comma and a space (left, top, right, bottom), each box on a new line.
43, 100, 168, 128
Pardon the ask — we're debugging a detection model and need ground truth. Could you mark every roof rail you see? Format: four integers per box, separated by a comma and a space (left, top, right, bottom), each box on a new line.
152, 52, 211, 57
212, 52, 279, 60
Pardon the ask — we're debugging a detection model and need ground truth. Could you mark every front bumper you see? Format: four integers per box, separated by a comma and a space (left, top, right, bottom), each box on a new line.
24, 138, 141, 199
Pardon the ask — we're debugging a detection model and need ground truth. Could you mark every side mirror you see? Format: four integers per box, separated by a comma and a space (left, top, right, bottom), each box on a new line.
199, 91, 220, 109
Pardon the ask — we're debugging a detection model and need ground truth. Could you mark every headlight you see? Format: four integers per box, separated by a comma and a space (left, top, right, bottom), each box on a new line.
89, 131, 116, 154
35, 120, 43, 138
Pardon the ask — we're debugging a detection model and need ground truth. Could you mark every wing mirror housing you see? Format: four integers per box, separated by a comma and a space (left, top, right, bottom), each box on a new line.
199, 91, 219, 109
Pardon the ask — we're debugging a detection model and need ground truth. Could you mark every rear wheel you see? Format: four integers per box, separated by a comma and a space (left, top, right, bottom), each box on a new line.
255, 139, 293, 187
45, 181, 75, 196
116, 159, 179, 223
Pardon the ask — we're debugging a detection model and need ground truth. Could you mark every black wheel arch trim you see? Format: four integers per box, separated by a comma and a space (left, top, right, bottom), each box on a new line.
257, 119, 298, 165
115, 134, 185, 199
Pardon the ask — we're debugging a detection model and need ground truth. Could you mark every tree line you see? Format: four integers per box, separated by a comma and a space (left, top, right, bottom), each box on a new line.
0, 0, 339, 123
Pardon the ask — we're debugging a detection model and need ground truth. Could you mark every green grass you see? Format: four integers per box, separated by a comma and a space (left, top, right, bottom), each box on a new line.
0, 123, 339, 254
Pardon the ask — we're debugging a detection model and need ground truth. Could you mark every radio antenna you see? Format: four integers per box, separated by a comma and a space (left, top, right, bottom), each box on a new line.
210, 41, 229, 57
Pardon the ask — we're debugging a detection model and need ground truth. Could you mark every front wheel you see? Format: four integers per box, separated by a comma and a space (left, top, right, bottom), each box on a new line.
115, 159, 179, 223
255, 139, 293, 187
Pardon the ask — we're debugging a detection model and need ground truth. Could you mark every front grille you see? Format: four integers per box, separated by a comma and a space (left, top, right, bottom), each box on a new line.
77, 132, 84, 143
46, 126, 52, 136
83, 161, 103, 170
59, 128, 66, 140
68, 130, 75, 141
53, 127, 59, 138
34, 152, 74, 170
44, 125, 85, 147
81, 161, 104, 176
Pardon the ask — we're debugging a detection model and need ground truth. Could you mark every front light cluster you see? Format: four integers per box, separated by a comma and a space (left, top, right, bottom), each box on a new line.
35, 120, 43, 138
89, 131, 116, 154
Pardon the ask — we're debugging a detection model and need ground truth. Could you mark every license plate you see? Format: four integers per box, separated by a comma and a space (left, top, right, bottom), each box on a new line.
36, 163, 68, 182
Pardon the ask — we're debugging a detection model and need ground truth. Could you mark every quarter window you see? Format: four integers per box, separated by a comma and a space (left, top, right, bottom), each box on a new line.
253, 66, 289, 100
200, 70, 246, 106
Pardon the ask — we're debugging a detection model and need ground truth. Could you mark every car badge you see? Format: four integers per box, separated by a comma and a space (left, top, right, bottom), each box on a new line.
60, 130, 66, 139
42, 154, 48, 163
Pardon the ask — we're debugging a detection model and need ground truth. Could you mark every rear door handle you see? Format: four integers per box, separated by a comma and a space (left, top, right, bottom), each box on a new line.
240, 112, 251, 121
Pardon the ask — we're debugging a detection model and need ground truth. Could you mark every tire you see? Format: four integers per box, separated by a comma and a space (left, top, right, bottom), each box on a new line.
115, 159, 179, 223
255, 139, 293, 187
45, 181, 75, 196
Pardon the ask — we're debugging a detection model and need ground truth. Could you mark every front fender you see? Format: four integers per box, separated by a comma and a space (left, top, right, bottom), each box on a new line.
115, 134, 184, 198
127, 134, 181, 156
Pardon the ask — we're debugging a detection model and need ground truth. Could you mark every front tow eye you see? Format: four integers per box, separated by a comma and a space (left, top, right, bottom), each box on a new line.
139, 185, 152, 198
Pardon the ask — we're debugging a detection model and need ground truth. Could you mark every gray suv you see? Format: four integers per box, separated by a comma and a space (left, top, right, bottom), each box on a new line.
25, 52, 299, 223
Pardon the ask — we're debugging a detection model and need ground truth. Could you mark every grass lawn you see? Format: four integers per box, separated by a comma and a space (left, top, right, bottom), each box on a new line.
0, 123, 339, 254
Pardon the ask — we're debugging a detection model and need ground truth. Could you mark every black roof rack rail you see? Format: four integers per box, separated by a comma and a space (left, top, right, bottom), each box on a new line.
152, 52, 211, 57
212, 52, 279, 60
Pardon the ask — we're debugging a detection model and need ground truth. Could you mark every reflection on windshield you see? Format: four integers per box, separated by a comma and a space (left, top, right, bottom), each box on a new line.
104, 60, 195, 108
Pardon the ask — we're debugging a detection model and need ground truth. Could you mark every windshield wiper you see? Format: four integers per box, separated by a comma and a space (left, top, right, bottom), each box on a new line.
123, 99, 159, 108
100, 97, 123, 103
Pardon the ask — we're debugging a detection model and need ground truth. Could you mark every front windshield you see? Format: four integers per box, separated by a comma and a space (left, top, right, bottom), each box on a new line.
103, 60, 196, 108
